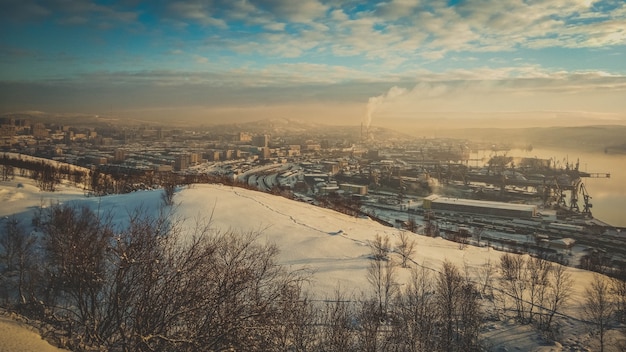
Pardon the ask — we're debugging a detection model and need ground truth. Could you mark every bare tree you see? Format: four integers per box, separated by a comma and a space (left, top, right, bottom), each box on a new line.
610, 270, 626, 324
526, 256, 551, 324
35, 162, 59, 192
393, 265, 438, 352
274, 287, 318, 352
319, 290, 356, 352
474, 226, 485, 247
101, 207, 179, 351
458, 278, 482, 351
475, 259, 495, 299
453, 231, 470, 250
580, 250, 612, 274
367, 254, 398, 321
368, 234, 391, 261
406, 215, 418, 233
499, 253, 528, 322
0, 216, 37, 305
356, 298, 382, 352
499, 254, 565, 328
161, 181, 176, 207
542, 263, 573, 334
436, 261, 464, 352
396, 231, 416, 268
0, 163, 14, 181
38, 203, 115, 348
583, 274, 615, 352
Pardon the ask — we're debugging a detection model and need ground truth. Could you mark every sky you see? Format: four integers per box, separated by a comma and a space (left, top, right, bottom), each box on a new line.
1, 0, 625, 127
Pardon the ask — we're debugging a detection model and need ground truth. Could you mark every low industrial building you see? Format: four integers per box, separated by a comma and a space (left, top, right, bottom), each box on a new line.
547, 237, 576, 251
339, 183, 368, 195
423, 195, 537, 219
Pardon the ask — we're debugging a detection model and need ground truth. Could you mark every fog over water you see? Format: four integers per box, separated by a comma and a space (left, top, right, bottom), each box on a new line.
472, 148, 626, 227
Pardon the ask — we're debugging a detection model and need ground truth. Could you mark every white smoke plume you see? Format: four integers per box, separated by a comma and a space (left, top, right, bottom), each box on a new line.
364, 86, 408, 128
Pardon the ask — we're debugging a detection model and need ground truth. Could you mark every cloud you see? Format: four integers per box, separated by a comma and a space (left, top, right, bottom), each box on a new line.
2, 0, 626, 124
162, 0, 327, 29
167, 1, 227, 28
264, 22, 286, 31
193, 55, 209, 64
248, 0, 328, 23
1, 0, 140, 29
0, 0, 51, 21
374, 0, 422, 19
4, 0, 624, 67
360, 69, 626, 125
4, 63, 623, 113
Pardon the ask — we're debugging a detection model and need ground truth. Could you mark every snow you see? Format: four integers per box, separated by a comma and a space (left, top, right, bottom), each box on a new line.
0, 177, 86, 217
0, 177, 624, 350
0, 312, 68, 352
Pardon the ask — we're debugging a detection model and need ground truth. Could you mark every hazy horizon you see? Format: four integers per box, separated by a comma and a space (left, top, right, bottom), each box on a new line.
1, 0, 625, 127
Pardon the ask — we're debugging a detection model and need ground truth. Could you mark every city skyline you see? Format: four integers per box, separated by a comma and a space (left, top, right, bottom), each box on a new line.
1, 0, 625, 127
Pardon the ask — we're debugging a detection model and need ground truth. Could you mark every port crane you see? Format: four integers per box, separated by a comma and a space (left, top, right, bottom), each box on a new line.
452, 155, 609, 216
580, 183, 593, 215
564, 160, 606, 215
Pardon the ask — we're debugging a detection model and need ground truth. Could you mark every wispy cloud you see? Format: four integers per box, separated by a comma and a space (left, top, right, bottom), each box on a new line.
167, 1, 227, 28
3, 0, 625, 61
1, 0, 625, 122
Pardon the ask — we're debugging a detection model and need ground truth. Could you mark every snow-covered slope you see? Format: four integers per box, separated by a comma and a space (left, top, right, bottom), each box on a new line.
0, 178, 623, 351
176, 184, 505, 296
0, 177, 597, 304
0, 178, 505, 296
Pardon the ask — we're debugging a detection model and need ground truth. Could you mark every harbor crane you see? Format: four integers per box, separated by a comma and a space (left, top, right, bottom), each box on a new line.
580, 183, 593, 215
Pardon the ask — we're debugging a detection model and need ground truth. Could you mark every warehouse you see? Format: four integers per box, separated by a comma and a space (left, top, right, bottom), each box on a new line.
339, 183, 368, 195
423, 195, 537, 219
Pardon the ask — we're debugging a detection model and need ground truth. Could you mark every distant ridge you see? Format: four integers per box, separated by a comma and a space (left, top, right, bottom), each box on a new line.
438, 125, 626, 152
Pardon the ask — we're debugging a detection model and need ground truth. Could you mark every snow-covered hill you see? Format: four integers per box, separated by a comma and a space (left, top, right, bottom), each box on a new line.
0, 177, 624, 351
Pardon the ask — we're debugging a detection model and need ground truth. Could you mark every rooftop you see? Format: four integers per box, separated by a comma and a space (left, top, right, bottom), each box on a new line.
426, 195, 536, 212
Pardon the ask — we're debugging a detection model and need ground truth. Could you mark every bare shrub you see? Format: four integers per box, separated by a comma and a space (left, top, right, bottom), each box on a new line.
18, 203, 314, 352
38, 203, 115, 348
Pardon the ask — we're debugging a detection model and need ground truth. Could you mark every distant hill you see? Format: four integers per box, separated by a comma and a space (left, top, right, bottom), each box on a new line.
207, 117, 413, 142
3, 110, 624, 152
439, 125, 626, 152
0, 111, 148, 128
